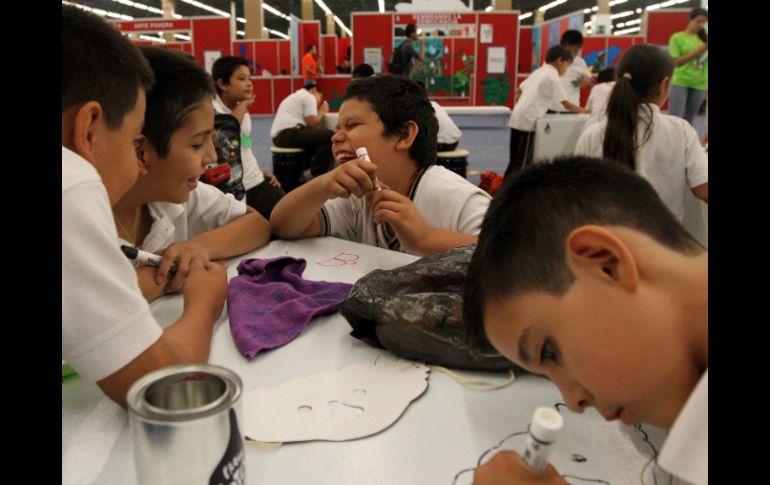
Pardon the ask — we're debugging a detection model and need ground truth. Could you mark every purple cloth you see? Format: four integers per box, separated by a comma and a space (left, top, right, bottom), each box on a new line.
227, 257, 353, 359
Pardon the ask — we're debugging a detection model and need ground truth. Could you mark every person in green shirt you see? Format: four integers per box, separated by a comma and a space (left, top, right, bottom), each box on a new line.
668, 7, 708, 124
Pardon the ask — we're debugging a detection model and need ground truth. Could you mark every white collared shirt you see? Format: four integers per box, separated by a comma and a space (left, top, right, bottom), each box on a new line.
431, 101, 462, 144
136, 183, 247, 255
269, 89, 319, 139
509, 64, 568, 132
549, 55, 590, 111
320, 165, 491, 255
62, 147, 161, 381
658, 370, 708, 485
575, 103, 708, 221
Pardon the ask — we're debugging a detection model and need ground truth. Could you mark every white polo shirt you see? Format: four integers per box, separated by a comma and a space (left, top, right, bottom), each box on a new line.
62, 147, 162, 382
212, 95, 265, 191
319, 165, 491, 255
136, 183, 247, 255
270, 89, 319, 139
431, 101, 462, 145
509, 64, 568, 132
657, 370, 708, 485
586, 82, 614, 120
574, 103, 708, 221
549, 55, 590, 111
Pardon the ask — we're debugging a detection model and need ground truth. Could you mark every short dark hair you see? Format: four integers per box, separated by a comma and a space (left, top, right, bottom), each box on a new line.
352, 63, 375, 79
211, 56, 249, 95
405, 23, 417, 38
560, 29, 583, 48
464, 157, 704, 349
690, 7, 708, 20
62, 4, 154, 130
306, 44, 316, 52
545, 45, 572, 64
140, 47, 215, 158
343, 74, 437, 168
597, 67, 615, 83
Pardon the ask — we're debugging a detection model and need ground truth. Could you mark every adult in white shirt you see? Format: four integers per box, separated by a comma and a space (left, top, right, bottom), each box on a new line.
575, 44, 707, 221
549, 30, 592, 113
431, 101, 463, 152
270, 82, 335, 177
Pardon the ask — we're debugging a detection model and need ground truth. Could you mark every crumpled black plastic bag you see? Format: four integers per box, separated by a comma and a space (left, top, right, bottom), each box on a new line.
339, 244, 514, 371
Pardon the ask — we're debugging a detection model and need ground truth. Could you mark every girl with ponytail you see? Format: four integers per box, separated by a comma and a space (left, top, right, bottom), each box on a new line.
575, 44, 708, 222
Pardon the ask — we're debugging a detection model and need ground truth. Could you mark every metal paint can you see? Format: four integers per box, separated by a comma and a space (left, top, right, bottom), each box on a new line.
126, 363, 245, 484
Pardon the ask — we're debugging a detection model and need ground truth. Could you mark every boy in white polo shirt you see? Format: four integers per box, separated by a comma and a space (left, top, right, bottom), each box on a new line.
505, 45, 589, 176
270, 82, 335, 177
270, 75, 491, 256
466, 158, 707, 485
549, 30, 593, 113
62, 5, 227, 407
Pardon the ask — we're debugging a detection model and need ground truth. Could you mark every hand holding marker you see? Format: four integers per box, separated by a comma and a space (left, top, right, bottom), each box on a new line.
521, 407, 563, 474
121, 245, 177, 274
355, 147, 381, 192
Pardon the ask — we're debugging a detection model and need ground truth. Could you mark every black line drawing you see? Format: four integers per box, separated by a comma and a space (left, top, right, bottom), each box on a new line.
451, 402, 668, 485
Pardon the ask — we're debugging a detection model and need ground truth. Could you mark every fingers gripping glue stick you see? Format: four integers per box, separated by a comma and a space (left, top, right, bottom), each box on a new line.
355, 147, 381, 191
521, 407, 563, 474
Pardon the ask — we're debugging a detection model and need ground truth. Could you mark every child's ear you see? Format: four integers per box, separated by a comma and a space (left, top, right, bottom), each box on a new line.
134, 136, 150, 175
658, 76, 672, 101
394, 120, 419, 151
70, 101, 104, 164
216, 78, 228, 93
565, 225, 639, 292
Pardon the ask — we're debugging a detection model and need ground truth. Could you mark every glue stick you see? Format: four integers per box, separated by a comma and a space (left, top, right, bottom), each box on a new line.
521, 407, 563, 474
355, 147, 381, 191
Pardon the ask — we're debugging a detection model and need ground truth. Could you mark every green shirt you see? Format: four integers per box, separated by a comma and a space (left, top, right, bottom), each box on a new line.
669, 32, 708, 90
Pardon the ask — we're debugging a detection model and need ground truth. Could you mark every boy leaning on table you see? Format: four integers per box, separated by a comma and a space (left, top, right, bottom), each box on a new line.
62, 4, 227, 406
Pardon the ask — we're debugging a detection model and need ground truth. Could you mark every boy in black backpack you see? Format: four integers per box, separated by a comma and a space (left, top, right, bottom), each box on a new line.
389, 24, 424, 76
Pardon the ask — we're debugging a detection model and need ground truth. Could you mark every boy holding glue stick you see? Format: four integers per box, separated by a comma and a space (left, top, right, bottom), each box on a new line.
464, 157, 707, 485
270, 75, 491, 256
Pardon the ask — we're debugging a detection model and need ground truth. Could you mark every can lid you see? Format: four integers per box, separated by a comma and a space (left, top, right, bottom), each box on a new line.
126, 363, 242, 422
530, 406, 563, 443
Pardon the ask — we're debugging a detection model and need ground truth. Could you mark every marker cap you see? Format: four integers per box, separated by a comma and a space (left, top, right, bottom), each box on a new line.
530, 407, 563, 443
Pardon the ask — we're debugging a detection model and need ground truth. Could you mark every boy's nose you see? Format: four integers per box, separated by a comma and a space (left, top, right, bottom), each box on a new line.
555, 378, 592, 413
202, 136, 217, 165
331, 130, 344, 144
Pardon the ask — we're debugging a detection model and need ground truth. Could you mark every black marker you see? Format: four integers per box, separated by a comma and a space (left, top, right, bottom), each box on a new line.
120, 245, 177, 274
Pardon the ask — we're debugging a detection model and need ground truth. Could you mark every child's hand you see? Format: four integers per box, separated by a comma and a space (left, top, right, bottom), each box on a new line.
182, 259, 228, 320
262, 169, 282, 188
319, 158, 378, 199
370, 189, 431, 253
473, 450, 567, 485
157, 241, 212, 293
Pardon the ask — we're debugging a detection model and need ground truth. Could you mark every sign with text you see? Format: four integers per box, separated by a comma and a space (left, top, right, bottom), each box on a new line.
116, 19, 192, 32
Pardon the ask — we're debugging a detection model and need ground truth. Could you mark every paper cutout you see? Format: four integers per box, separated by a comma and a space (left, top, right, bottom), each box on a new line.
243, 357, 430, 443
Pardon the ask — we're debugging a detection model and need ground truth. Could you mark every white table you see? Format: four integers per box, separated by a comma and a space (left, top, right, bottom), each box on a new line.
63, 237, 670, 485
532, 113, 590, 162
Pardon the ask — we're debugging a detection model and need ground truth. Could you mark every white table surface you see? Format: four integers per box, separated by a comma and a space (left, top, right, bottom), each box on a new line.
62, 237, 670, 485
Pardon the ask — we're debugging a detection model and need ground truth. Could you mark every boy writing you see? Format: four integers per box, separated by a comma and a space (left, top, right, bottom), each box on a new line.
464, 157, 707, 485
62, 5, 227, 406
270, 74, 491, 256
506, 46, 589, 176
113, 47, 272, 301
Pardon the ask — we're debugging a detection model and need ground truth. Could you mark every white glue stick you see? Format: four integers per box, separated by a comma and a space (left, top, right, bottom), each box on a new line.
355, 147, 381, 191
521, 407, 563, 474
